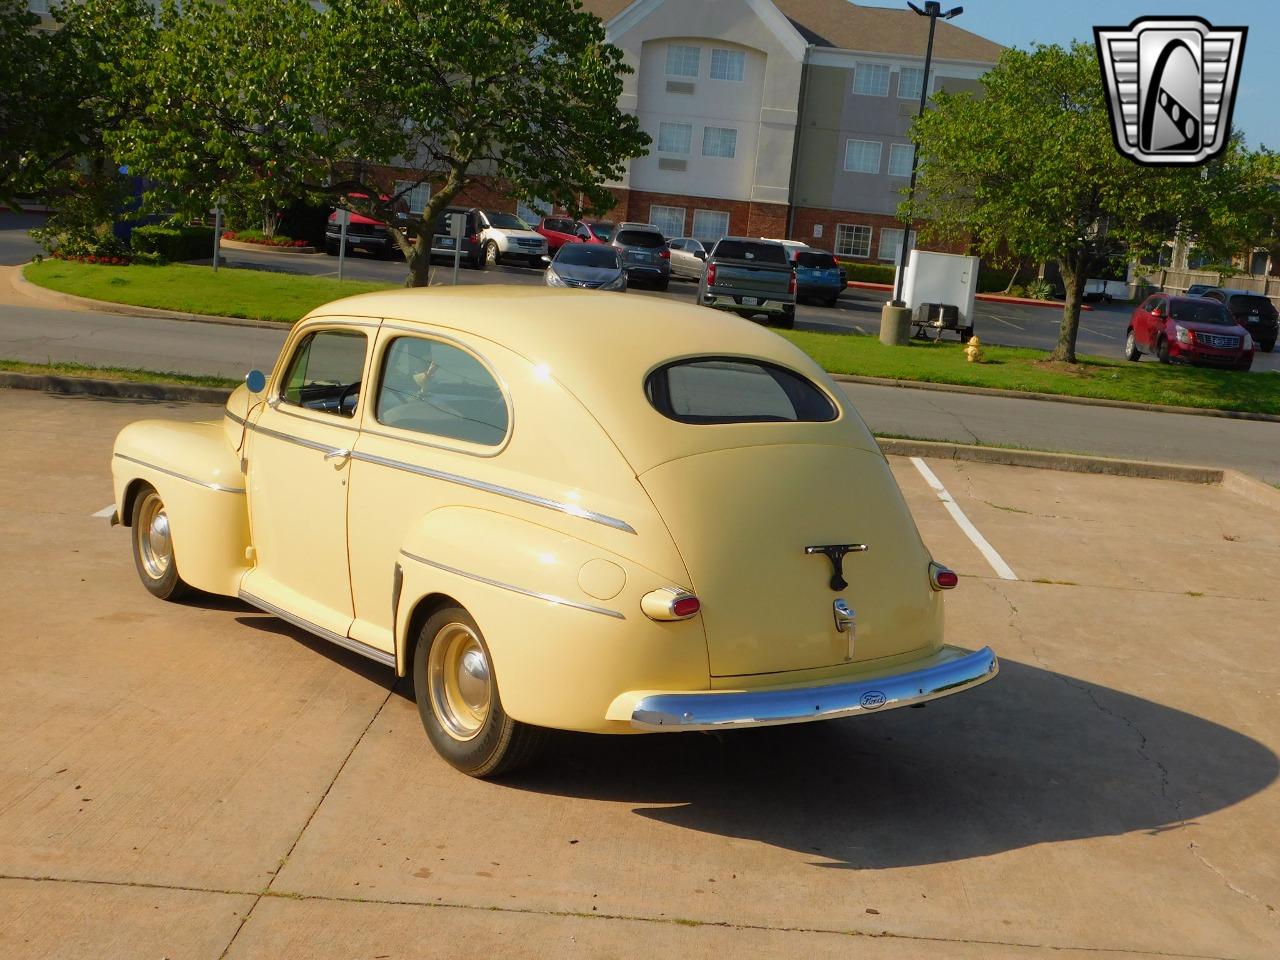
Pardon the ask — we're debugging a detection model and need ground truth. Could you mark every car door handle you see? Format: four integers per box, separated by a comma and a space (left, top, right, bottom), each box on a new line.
323, 448, 352, 462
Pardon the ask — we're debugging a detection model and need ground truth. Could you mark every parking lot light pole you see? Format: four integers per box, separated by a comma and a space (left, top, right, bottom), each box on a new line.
886, 2, 963, 318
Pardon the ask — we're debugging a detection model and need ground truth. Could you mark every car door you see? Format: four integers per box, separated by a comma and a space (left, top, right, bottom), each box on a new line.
346, 328, 514, 656
241, 321, 375, 639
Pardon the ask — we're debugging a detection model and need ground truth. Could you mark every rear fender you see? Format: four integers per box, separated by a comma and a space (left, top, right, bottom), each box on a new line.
112, 418, 251, 597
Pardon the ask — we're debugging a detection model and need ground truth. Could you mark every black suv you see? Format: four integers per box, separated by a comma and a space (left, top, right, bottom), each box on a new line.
1199, 288, 1278, 352
428, 207, 484, 269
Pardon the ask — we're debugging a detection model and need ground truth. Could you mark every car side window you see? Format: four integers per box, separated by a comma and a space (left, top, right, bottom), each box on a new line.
576, 224, 591, 240
375, 337, 509, 447
279, 329, 367, 418
670, 239, 685, 250
1203, 291, 1223, 302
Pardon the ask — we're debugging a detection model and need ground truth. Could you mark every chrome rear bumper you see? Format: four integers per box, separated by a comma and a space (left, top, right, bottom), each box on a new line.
627, 645, 997, 732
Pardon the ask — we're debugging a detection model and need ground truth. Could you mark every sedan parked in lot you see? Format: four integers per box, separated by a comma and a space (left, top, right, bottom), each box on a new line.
1198, 288, 1278, 352
1126, 294, 1254, 370
545, 243, 626, 291
610, 224, 670, 290
109, 287, 997, 777
667, 237, 709, 280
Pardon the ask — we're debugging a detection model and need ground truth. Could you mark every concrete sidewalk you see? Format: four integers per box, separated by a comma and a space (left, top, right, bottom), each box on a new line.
2, 390, 1278, 958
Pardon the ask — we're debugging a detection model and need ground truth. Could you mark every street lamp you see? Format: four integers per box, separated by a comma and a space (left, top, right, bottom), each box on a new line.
888, 1, 963, 310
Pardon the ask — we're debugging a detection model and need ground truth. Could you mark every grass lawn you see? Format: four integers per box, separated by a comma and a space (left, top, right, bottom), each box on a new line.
780, 329, 1280, 417
25, 260, 393, 324
0, 358, 238, 389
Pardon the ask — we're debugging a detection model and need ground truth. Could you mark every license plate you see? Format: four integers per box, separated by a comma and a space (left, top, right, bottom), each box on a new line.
633, 252, 652, 262
742, 297, 759, 306
440, 237, 455, 248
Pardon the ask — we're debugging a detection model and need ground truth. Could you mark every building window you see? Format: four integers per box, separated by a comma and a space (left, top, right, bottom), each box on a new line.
710, 48, 745, 82
898, 66, 926, 100
702, 126, 738, 159
853, 62, 890, 96
650, 205, 686, 238
657, 121, 693, 154
394, 180, 431, 215
691, 209, 730, 244
835, 224, 873, 259
878, 228, 914, 262
666, 44, 700, 78
843, 139, 882, 174
515, 198, 548, 225
887, 143, 914, 177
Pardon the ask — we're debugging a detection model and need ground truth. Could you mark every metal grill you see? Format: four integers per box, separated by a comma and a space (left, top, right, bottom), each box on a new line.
1196, 332, 1240, 350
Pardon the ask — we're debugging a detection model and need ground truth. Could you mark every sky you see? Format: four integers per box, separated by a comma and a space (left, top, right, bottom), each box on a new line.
887, 1, 1277, 150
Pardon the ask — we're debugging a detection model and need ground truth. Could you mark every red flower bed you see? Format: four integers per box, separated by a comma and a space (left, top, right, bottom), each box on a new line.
51, 251, 131, 265
221, 231, 309, 248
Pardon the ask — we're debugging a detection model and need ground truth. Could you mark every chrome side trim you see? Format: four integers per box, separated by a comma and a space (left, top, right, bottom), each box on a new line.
248, 419, 344, 455
238, 589, 397, 668
113, 453, 246, 495
357, 451, 636, 534
399, 550, 625, 620
629, 646, 998, 731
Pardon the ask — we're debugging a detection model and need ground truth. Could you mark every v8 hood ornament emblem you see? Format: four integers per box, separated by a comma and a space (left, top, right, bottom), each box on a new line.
805, 543, 868, 591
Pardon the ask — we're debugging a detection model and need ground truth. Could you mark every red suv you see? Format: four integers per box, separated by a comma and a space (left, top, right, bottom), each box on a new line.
1126, 294, 1254, 370
535, 216, 579, 253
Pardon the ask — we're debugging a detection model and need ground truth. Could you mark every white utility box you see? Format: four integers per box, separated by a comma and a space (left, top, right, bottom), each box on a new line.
895, 249, 980, 324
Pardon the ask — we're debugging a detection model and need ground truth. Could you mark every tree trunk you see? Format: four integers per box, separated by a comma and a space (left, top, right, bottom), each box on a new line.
1003, 261, 1023, 293
1050, 258, 1084, 363
405, 234, 432, 288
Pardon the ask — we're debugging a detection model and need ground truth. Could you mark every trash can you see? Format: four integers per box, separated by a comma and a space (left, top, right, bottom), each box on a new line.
879, 303, 913, 346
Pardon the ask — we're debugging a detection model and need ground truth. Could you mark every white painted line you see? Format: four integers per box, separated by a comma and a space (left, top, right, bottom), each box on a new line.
909, 457, 1018, 581
92, 504, 116, 518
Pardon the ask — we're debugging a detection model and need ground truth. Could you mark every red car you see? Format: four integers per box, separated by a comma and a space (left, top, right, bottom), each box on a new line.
535, 216, 580, 253
324, 193, 407, 259
574, 220, 615, 244
1126, 293, 1254, 370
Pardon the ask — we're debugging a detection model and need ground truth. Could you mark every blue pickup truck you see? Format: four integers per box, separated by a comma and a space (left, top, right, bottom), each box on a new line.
788, 247, 845, 307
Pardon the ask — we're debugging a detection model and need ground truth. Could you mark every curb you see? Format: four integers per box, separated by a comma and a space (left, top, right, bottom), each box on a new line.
13, 265, 291, 330
875, 437, 1223, 485
0, 371, 233, 404
220, 237, 320, 255
845, 280, 1093, 311
830, 373, 1280, 424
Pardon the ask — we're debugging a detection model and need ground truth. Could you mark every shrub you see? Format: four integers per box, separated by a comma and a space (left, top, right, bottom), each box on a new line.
839, 262, 897, 284
131, 225, 215, 262
1023, 278, 1054, 300
1007, 284, 1027, 298
221, 229, 308, 248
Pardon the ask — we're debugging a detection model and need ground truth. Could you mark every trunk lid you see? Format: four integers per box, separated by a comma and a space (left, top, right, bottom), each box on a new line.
639, 444, 941, 677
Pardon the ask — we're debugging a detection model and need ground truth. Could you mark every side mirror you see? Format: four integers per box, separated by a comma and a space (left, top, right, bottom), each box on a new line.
694, 249, 707, 260
540, 254, 552, 265
245, 369, 267, 394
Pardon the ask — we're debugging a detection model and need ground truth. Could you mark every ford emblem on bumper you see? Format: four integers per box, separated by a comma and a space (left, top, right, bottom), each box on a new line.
860, 691, 886, 709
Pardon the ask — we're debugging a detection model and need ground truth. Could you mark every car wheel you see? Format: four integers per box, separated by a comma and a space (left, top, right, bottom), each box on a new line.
824, 295, 840, 308
1237, 356, 1254, 372
413, 605, 547, 777
324, 240, 338, 256
1157, 336, 1171, 364
484, 241, 501, 267
1124, 328, 1141, 361
130, 485, 191, 601
1262, 338, 1276, 353
776, 307, 796, 330
655, 279, 669, 292
468, 248, 484, 270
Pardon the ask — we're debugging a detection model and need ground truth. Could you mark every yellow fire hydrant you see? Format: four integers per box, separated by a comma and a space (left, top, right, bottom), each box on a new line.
965, 335, 984, 363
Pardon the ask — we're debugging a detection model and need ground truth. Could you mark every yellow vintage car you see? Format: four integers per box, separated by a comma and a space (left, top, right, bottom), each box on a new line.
110, 287, 997, 776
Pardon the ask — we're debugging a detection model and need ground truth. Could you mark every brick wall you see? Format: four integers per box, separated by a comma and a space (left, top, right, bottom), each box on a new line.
617, 188, 787, 240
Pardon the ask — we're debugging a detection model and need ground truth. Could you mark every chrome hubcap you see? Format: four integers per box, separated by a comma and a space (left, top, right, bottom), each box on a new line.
135, 492, 172, 580
428, 623, 492, 741
486, 244, 497, 263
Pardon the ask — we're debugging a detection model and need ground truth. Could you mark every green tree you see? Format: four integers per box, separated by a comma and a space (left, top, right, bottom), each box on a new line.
113, 0, 648, 286
908, 42, 1273, 362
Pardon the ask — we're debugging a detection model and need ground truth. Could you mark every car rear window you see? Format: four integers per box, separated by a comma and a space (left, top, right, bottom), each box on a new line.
615, 229, 665, 248
556, 245, 621, 268
1227, 294, 1276, 316
543, 218, 576, 233
645, 358, 837, 424
793, 251, 835, 268
712, 240, 787, 264
1169, 301, 1233, 325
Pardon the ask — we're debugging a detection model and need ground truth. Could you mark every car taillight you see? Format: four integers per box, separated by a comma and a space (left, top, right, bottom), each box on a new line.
641, 587, 701, 621
831, 255, 840, 266
659, 248, 670, 259
788, 270, 797, 295
706, 263, 717, 285
469, 233, 479, 244
929, 562, 958, 590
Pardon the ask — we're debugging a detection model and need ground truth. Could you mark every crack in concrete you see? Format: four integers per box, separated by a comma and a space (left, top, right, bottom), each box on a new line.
0, 870, 1249, 960
984, 580, 1279, 927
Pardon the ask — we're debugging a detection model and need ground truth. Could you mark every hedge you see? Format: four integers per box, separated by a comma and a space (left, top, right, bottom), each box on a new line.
837, 259, 1017, 292
131, 224, 214, 262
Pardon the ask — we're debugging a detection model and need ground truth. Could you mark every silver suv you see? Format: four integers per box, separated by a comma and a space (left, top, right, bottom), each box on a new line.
610, 224, 670, 290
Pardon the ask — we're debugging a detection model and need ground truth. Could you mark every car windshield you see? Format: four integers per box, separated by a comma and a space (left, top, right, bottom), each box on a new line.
486, 212, 531, 230
712, 240, 787, 264
587, 222, 614, 241
543, 218, 576, 233
615, 229, 665, 248
794, 251, 834, 268
646, 358, 837, 424
1169, 301, 1233, 326
1227, 294, 1275, 316
556, 245, 621, 268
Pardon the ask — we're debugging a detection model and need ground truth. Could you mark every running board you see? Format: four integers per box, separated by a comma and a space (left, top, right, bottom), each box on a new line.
238, 589, 397, 669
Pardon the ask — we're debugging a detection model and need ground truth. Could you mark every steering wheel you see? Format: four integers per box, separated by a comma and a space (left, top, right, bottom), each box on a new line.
338, 380, 361, 415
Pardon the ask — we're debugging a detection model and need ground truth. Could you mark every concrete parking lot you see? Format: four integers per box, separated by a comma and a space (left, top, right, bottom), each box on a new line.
2, 389, 1278, 959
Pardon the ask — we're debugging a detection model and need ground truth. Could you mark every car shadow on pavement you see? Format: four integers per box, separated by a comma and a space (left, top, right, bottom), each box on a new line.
502, 659, 1278, 869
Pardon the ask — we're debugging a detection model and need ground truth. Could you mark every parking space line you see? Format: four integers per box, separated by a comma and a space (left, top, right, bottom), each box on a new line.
91, 504, 115, 518
909, 458, 1018, 581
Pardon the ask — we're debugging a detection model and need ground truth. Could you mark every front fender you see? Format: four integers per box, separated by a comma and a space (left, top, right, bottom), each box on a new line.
396, 506, 708, 733
112, 418, 250, 597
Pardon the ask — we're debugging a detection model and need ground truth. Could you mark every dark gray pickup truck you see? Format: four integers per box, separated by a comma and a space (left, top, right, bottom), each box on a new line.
696, 237, 797, 328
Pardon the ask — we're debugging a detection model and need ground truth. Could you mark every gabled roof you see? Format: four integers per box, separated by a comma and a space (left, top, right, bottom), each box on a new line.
577, 0, 1003, 63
